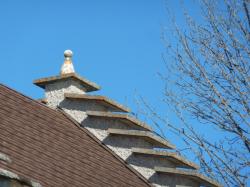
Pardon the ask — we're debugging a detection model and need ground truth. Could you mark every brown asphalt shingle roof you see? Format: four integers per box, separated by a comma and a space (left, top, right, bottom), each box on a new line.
0, 84, 151, 187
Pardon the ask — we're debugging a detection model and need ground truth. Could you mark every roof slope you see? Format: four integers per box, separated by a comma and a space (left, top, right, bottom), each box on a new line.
0, 84, 151, 187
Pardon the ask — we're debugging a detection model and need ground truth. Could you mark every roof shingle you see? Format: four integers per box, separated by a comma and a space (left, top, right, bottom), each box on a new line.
0, 84, 151, 187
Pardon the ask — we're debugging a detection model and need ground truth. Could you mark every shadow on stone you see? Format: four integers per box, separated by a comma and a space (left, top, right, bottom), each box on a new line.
148, 172, 199, 187
126, 153, 176, 169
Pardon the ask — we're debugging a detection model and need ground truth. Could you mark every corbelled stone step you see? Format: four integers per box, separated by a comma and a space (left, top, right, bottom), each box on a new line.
64, 93, 130, 113
132, 148, 199, 170
107, 128, 175, 149
154, 167, 221, 187
86, 111, 152, 131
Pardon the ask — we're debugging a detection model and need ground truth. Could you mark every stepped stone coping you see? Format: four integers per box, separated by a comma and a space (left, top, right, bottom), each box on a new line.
33, 73, 100, 92
154, 167, 221, 187
107, 128, 175, 149
132, 148, 199, 170
64, 93, 130, 112
86, 111, 152, 131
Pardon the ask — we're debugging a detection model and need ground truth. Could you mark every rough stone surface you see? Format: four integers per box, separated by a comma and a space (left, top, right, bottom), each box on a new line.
107, 129, 174, 149
132, 148, 199, 170
60, 100, 195, 186
59, 99, 169, 182
60, 99, 111, 114
45, 79, 85, 108
150, 173, 199, 187
127, 154, 176, 180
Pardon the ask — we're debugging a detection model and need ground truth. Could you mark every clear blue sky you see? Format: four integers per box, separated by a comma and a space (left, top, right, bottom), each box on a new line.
0, 0, 167, 105
0, 0, 194, 145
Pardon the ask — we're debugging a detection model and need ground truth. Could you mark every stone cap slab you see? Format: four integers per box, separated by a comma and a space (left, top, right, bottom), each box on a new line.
107, 128, 175, 149
131, 148, 199, 170
65, 93, 130, 113
86, 111, 152, 131
33, 73, 100, 92
154, 167, 221, 187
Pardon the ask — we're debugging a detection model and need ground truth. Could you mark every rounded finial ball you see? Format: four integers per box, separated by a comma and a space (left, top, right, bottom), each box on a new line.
64, 50, 73, 57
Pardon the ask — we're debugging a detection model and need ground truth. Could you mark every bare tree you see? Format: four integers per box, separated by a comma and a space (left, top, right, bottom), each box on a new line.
140, 0, 250, 186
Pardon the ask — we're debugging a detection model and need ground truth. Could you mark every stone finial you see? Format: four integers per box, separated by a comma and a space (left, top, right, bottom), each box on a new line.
60, 50, 75, 75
